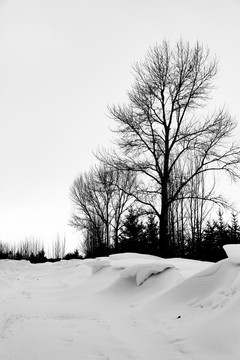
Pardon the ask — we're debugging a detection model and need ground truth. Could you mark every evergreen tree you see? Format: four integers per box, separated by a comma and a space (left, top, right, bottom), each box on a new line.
202, 220, 219, 261
120, 208, 144, 252
145, 214, 159, 255
201, 210, 238, 262
228, 212, 240, 244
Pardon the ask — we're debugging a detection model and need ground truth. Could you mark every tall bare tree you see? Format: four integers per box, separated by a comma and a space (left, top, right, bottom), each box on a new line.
102, 40, 240, 256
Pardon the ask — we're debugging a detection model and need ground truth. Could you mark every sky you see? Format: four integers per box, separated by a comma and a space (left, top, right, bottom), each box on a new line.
0, 0, 240, 252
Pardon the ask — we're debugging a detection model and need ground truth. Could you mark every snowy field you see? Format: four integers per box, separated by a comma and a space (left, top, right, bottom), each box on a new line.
1, 248, 240, 360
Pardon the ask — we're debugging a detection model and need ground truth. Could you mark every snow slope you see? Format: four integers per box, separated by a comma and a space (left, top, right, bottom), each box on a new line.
0, 251, 240, 359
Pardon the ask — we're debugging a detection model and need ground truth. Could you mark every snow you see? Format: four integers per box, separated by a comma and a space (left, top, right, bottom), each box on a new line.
85, 258, 111, 274
120, 262, 174, 285
223, 244, 240, 265
1, 251, 240, 359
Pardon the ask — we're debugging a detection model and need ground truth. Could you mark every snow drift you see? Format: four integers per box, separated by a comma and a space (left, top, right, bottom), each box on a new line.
1, 249, 240, 359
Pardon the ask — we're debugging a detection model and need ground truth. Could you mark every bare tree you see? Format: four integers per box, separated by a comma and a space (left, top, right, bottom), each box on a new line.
81, 216, 105, 257
70, 164, 136, 254
185, 164, 215, 257
168, 161, 215, 257
70, 171, 104, 244
102, 40, 240, 256
109, 168, 136, 250
52, 234, 66, 259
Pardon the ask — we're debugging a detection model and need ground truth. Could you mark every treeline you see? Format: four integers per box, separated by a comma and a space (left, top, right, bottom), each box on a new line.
70, 40, 240, 261
118, 209, 240, 262
0, 237, 82, 263
70, 166, 240, 262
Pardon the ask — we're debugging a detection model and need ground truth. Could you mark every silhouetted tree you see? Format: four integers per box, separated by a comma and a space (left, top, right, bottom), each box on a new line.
70, 164, 136, 256
201, 210, 240, 262
64, 249, 83, 260
228, 212, 240, 244
145, 214, 159, 254
52, 234, 66, 259
120, 207, 145, 252
29, 249, 46, 263
101, 40, 240, 257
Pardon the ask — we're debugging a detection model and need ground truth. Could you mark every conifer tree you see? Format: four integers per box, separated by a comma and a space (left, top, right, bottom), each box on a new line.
120, 207, 144, 252
145, 214, 159, 255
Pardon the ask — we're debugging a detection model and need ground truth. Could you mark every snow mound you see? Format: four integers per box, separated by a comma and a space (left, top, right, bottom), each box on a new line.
108, 253, 176, 285
83, 253, 177, 285
145, 258, 240, 317
109, 252, 162, 260
83, 253, 211, 287
110, 253, 171, 270
120, 262, 174, 285
166, 257, 212, 278
223, 244, 240, 265
84, 258, 111, 274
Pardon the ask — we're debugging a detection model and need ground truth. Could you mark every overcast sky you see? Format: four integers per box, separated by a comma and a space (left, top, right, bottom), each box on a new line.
0, 0, 240, 251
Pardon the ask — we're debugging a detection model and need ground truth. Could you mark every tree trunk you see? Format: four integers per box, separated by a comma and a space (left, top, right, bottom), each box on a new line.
159, 183, 169, 257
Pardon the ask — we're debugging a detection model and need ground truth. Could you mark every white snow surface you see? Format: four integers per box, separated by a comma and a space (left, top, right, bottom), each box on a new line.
1, 252, 240, 359
223, 244, 240, 265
